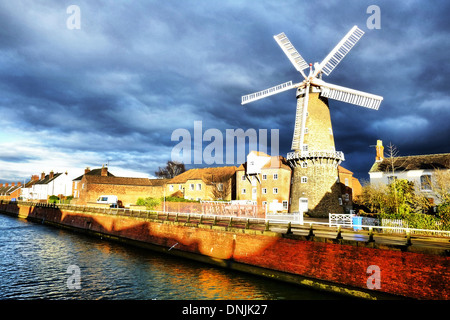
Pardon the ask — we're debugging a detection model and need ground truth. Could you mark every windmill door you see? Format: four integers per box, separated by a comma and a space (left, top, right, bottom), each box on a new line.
299, 198, 308, 214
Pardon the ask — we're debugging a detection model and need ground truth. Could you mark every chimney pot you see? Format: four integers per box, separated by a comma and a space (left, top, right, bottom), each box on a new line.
375, 140, 384, 162
49, 171, 54, 180
41, 172, 45, 180
85, 167, 90, 174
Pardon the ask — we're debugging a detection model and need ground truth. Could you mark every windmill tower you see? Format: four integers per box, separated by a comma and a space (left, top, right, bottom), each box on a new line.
241, 26, 383, 216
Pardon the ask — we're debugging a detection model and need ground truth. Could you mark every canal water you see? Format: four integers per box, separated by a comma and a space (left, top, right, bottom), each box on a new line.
0, 213, 343, 300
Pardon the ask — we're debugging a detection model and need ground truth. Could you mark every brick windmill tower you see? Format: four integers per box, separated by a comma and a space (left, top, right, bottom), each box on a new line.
241, 26, 383, 216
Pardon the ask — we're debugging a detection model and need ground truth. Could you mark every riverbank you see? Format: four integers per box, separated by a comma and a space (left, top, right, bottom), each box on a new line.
1, 201, 449, 299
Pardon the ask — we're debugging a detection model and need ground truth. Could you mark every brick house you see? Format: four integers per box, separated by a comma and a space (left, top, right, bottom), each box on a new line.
236, 151, 292, 212
338, 166, 362, 213
166, 166, 237, 201
0, 182, 22, 201
72, 166, 115, 199
73, 165, 167, 207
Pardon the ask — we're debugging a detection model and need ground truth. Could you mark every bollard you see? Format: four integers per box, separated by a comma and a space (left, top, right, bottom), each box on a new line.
368, 227, 375, 242
405, 228, 412, 246
336, 225, 343, 240
286, 222, 293, 234
245, 219, 250, 229
228, 217, 233, 228
307, 223, 315, 239
264, 220, 270, 231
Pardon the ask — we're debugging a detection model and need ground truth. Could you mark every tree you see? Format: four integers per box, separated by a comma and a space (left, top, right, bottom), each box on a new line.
155, 161, 186, 179
204, 173, 235, 201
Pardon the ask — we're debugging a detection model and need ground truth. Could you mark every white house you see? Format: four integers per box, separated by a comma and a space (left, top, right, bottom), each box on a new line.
369, 140, 450, 205
21, 171, 74, 201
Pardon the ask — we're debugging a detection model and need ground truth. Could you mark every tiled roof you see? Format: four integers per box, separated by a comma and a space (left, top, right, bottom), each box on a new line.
84, 175, 168, 186
369, 153, 450, 173
168, 166, 237, 184
0, 185, 21, 195
73, 168, 115, 181
35, 173, 63, 185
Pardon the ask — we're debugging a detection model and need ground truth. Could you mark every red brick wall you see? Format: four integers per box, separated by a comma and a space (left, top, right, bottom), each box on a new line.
3, 202, 449, 300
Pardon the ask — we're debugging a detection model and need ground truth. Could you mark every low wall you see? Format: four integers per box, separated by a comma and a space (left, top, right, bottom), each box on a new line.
1, 201, 450, 300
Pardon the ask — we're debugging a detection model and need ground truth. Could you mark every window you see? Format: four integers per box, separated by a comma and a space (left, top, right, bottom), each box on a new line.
387, 176, 397, 184
169, 185, 174, 191
217, 183, 223, 191
262, 201, 267, 206
273, 188, 278, 194
179, 185, 183, 190
190, 184, 194, 190
241, 188, 246, 194
338, 198, 343, 205
262, 174, 267, 180
303, 144, 308, 151
420, 175, 432, 191
305, 128, 309, 134
302, 161, 307, 168
282, 201, 288, 210
262, 188, 267, 194
273, 173, 278, 180
344, 178, 349, 187
301, 176, 308, 183
241, 175, 246, 181
252, 188, 257, 194
197, 183, 202, 191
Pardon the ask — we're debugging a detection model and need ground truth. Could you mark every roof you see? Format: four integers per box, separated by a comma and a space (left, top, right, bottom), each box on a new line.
236, 155, 291, 172
34, 173, 63, 185
369, 153, 450, 173
83, 175, 167, 186
0, 184, 21, 195
168, 166, 237, 184
73, 168, 115, 181
338, 166, 353, 175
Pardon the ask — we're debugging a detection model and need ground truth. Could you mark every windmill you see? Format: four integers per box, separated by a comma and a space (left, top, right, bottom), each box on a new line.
241, 25, 383, 216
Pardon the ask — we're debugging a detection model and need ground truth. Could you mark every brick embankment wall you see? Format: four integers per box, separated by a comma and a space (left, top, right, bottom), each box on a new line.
1, 202, 450, 300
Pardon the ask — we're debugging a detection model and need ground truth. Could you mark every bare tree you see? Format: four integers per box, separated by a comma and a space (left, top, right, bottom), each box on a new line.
155, 161, 186, 179
204, 173, 235, 200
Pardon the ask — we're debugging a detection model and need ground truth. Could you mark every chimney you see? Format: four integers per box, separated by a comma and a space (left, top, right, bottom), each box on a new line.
85, 167, 90, 175
5, 183, 8, 187
101, 165, 108, 177
17, 182, 21, 187
0, 184, 3, 188
32, 175, 39, 181
375, 140, 384, 162
41, 172, 45, 180
11, 182, 15, 187
49, 171, 54, 180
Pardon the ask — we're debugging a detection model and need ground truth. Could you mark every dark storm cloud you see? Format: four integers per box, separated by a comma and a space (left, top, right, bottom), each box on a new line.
0, 0, 449, 181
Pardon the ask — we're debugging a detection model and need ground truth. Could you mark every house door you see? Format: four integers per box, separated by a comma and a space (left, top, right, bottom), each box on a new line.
299, 198, 308, 214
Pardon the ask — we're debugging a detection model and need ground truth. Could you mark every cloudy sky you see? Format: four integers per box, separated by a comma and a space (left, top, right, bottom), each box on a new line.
0, 0, 449, 183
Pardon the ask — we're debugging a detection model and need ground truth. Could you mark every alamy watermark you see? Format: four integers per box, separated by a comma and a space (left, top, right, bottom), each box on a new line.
66, 265, 81, 290
366, 265, 381, 290
367, 5, 381, 30
66, 5, 81, 30
171, 121, 279, 165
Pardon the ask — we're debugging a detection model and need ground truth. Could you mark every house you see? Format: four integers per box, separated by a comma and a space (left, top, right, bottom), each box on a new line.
0, 182, 22, 201
369, 139, 450, 205
236, 151, 292, 212
338, 166, 362, 213
72, 166, 115, 198
73, 165, 167, 207
166, 166, 237, 201
21, 171, 73, 202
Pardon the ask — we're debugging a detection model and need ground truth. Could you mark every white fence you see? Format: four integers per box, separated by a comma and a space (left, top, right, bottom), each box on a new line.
381, 219, 408, 234
329, 213, 354, 227
266, 212, 303, 225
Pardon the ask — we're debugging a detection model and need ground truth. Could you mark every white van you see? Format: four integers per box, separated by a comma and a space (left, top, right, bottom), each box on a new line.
96, 195, 118, 208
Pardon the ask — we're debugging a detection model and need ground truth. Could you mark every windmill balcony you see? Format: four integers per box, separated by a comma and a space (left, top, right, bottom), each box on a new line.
287, 150, 345, 162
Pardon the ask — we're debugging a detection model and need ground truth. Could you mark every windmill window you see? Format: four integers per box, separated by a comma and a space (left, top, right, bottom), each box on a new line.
303, 145, 308, 151
301, 176, 308, 183
305, 128, 309, 134
302, 162, 307, 168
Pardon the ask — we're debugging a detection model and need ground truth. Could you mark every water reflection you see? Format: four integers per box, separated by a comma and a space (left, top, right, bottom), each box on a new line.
0, 214, 342, 300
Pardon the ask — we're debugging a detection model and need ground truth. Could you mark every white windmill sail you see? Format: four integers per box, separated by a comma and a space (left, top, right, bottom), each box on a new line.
241, 81, 296, 105
313, 26, 364, 77
292, 84, 310, 150
317, 80, 383, 110
274, 32, 309, 77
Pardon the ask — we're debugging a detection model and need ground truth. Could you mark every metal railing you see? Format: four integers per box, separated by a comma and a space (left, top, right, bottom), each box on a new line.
2, 201, 450, 247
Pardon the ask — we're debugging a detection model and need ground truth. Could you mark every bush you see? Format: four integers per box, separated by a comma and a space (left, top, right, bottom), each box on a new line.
136, 197, 161, 210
